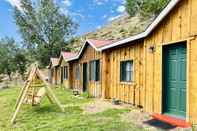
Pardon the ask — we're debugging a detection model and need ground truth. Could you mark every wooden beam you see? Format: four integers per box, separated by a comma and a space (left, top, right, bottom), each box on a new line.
14, 68, 37, 109
36, 69, 65, 112
11, 67, 37, 124
101, 52, 108, 99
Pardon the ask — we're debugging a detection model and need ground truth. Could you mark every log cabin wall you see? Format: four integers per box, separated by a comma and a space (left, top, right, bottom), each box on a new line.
71, 61, 81, 92
103, 41, 144, 107
50, 68, 55, 84
56, 66, 61, 85
59, 58, 70, 89
48, 0, 197, 124
142, 0, 197, 123
71, 44, 102, 97
101, 0, 197, 123
50, 67, 59, 85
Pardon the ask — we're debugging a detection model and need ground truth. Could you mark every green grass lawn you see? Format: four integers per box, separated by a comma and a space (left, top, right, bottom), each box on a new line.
0, 86, 144, 131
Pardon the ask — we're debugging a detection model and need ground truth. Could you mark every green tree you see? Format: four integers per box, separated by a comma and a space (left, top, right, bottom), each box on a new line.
14, 0, 77, 66
125, 0, 143, 17
0, 37, 29, 81
125, 0, 169, 17
0, 37, 18, 80
14, 50, 29, 80
140, 0, 169, 17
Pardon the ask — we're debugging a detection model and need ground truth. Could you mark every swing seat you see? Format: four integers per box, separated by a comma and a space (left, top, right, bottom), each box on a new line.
33, 87, 46, 105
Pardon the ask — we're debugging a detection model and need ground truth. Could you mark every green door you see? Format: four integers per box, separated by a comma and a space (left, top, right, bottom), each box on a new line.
163, 43, 186, 118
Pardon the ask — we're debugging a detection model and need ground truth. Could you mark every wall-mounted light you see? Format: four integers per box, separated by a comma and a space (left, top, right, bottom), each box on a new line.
148, 45, 156, 53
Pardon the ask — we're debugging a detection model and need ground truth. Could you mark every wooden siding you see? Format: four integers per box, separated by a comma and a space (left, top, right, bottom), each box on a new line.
142, 0, 197, 123
102, 0, 197, 123
71, 61, 81, 91
59, 58, 71, 89
50, 67, 59, 85
50, 68, 56, 84
71, 45, 102, 97
105, 42, 144, 106
56, 67, 61, 85
48, 0, 197, 124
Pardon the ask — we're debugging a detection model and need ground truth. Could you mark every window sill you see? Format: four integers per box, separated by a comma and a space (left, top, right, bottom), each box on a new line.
120, 81, 136, 86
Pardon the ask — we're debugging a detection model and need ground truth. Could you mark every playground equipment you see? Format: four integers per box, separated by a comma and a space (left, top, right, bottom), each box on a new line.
11, 66, 64, 124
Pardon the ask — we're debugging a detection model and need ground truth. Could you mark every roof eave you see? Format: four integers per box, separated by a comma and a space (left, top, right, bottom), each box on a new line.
67, 40, 101, 62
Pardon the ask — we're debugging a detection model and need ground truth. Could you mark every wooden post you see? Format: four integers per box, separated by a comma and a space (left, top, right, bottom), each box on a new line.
45, 86, 65, 112
11, 67, 37, 124
101, 52, 108, 99
36, 69, 65, 112
68, 63, 73, 89
11, 83, 29, 124
15, 67, 37, 108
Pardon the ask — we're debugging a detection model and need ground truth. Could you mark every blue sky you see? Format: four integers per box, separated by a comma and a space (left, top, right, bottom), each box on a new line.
0, 0, 126, 42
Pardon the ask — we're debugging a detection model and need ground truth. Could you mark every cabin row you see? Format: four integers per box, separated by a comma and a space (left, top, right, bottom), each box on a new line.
48, 0, 197, 124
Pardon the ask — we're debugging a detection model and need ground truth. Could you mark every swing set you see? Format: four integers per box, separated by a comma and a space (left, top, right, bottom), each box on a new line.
11, 65, 64, 124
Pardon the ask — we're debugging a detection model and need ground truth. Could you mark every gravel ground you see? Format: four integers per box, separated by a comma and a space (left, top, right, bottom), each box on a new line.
83, 98, 192, 131
82, 99, 129, 114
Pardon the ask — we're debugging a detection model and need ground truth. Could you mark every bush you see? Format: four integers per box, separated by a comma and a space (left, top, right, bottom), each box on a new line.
80, 92, 90, 98
125, 0, 141, 17
140, 0, 169, 17
125, 0, 169, 17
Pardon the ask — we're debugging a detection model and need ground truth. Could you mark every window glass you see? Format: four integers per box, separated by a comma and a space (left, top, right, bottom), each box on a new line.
89, 60, 100, 81
75, 65, 80, 80
64, 66, 68, 80
120, 60, 133, 82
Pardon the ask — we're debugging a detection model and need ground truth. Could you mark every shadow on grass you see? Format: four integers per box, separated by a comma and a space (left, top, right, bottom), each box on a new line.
32, 105, 58, 113
32, 105, 83, 115
143, 119, 177, 130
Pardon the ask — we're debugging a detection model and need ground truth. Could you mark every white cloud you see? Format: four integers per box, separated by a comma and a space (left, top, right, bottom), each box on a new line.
96, 25, 102, 29
62, 0, 71, 7
5, 0, 23, 11
71, 12, 85, 20
59, 8, 69, 16
94, 0, 109, 5
113, 0, 126, 4
117, 5, 125, 13
107, 15, 121, 22
60, 0, 72, 16
102, 14, 107, 19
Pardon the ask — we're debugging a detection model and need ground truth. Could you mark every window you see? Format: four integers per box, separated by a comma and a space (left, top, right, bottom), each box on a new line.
89, 61, 94, 81
89, 60, 100, 81
120, 60, 133, 82
63, 66, 68, 80
75, 65, 80, 80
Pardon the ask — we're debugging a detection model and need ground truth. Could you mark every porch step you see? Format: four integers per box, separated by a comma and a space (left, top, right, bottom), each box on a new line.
152, 113, 191, 128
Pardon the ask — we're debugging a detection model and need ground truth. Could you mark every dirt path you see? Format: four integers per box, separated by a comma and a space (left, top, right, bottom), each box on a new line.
82, 99, 192, 131
82, 99, 132, 114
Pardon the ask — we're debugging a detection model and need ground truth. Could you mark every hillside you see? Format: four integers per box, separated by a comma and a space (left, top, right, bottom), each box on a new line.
71, 14, 155, 51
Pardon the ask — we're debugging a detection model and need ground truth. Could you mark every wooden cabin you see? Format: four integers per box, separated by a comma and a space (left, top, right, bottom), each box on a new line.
58, 51, 76, 89
99, 0, 197, 124
101, 41, 144, 106
68, 40, 113, 97
48, 58, 59, 85
48, 0, 197, 124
